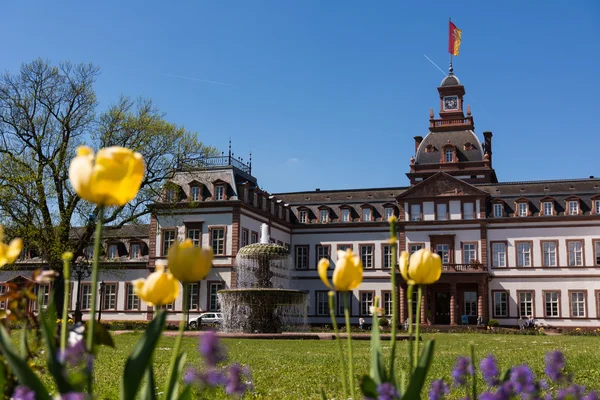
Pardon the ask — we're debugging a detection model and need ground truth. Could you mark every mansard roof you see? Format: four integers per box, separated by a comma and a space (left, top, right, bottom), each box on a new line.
69, 224, 150, 240
415, 130, 484, 164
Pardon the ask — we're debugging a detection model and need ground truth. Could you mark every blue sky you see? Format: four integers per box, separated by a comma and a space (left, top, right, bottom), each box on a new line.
3, 1, 599, 192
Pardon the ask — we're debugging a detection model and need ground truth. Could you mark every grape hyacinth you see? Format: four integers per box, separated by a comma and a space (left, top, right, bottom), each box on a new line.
545, 350, 568, 383
480, 355, 500, 386
225, 363, 254, 397
58, 339, 87, 366
452, 357, 475, 386
429, 379, 450, 400
510, 365, 536, 395
199, 330, 227, 367
12, 386, 35, 400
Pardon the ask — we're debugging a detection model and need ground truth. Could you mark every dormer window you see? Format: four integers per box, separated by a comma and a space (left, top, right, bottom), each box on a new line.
362, 207, 372, 222
543, 202, 553, 216
493, 203, 503, 218
215, 185, 225, 201
463, 142, 473, 151
130, 243, 142, 259
518, 203, 528, 217
190, 185, 201, 201
385, 207, 394, 221
595, 200, 600, 214
410, 204, 421, 221
320, 209, 328, 223
298, 210, 308, 223
108, 244, 118, 259
166, 188, 176, 202
425, 144, 435, 153
445, 149, 453, 163
568, 200, 579, 215
341, 208, 350, 222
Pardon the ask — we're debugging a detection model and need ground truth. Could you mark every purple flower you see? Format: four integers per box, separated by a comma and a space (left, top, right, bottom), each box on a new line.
58, 339, 87, 366
199, 331, 226, 367
12, 386, 35, 400
480, 355, 500, 386
429, 379, 449, 400
61, 393, 87, 400
557, 384, 586, 400
585, 392, 599, 400
545, 350, 567, 382
510, 365, 535, 395
376, 382, 399, 400
184, 367, 228, 388
225, 363, 253, 397
479, 393, 497, 400
494, 381, 514, 400
452, 357, 474, 386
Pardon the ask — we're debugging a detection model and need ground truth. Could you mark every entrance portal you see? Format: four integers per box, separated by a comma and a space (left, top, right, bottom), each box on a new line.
435, 292, 450, 324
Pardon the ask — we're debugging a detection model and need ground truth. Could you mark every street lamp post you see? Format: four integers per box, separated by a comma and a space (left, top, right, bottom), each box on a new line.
72, 259, 92, 323
98, 281, 105, 323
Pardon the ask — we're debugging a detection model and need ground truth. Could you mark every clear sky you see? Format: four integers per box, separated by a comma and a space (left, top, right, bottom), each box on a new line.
3, 1, 599, 193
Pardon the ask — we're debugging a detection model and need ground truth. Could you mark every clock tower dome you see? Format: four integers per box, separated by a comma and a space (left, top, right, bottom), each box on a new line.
437, 64, 467, 120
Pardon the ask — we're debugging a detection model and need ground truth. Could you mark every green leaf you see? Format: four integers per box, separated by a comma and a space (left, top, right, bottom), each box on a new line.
360, 375, 378, 398
140, 362, 157, 400
94, 322, 115, 348
500, 368, 511, 383
0, 325, 50, 399
369, 306, 385, 384
401, 340, 435, 400
164, 352, 187, 400
19, 324, 27, 358
320, 388, 328, 400
121, 310, 167, 400
39, 301, 75, 394
177, 385, 192, 400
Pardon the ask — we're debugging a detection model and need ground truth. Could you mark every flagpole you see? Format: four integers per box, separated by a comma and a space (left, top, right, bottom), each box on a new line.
449, 17, 453, 74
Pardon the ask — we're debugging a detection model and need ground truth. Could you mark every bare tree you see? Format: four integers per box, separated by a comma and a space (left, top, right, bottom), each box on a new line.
0, 59, 215, 314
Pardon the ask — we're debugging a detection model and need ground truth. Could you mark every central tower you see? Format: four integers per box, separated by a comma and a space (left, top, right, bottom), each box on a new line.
406, 67, 497, 185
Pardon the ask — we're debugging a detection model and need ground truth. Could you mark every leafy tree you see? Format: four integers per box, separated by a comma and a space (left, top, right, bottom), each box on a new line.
0, 59, 216, 315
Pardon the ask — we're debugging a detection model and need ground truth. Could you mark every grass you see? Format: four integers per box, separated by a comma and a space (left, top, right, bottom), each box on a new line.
32, 332, 600, 399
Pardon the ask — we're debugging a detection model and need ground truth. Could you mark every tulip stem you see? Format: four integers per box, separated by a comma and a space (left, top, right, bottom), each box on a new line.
60, 256, 71, 354
164, 282, 188, 400
343, 293, 355, 400
328, 291, 348, 399
86, 205, 104, 393
406, 284, 414, 375
413, 285, 423, 372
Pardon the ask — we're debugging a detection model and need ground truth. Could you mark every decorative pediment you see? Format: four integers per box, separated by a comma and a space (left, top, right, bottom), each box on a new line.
539, 196, 556, 202
317, 205, 331, 210
564, 195, 581, 201
514, 196, 530, 203
490, 198, 505, 204
360, 203, 374, 209
396, 172, 488, 200
212, 178, 228, 185
591, 193, 600, 200
381, 202, 398, 208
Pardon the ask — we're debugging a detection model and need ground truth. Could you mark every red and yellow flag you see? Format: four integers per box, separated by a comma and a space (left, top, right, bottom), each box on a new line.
448, 21, 462, 56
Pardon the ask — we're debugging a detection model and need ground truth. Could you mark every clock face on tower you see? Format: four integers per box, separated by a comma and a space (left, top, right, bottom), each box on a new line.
443, 96, 459, 111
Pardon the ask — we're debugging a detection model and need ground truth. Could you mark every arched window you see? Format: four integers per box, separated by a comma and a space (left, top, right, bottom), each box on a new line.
445, 149, 453, 163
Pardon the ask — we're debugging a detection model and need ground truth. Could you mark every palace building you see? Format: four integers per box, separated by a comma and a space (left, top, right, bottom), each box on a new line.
4, 69, 600, 328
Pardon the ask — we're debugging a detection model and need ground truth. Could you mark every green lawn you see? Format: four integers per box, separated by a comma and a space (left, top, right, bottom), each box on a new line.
43, 333, 600, 399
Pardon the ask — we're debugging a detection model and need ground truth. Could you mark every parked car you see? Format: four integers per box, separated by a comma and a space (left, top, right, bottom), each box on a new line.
189, 312, 223, 329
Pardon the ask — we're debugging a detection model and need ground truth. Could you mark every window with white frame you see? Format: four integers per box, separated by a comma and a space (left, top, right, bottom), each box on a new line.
492, 242, 506, 267
187, 229, 201, 247
315, 291, 329, 316
464, 291, 477, 316
126, 284, 139, 310
165, 188, 176, 202
360, 292, 374, 315
362, 208, 372, 221
571, 291, 585, 317
436, 244, 450, 264
493, 203, 503, 218
108, 244, 118, 259
211, 228, 225, 255
542, 241, 557, 267
187, 283, 199, 310
518, 203, 528, 217
545, 292, 559, 317
84, 245, 94, 258
385, 207, 394, 221
316, 245, 330, 263
360, 245, 374, 268
241, 229, 248, 247
463, 203, 474, 220
519, 292, 533, 317
494, 292, 508, 317
437, 203, 447, 220
595, 241, 600, 265
130, 243, 142, 259
162, 230, 176, 256
320, 209, 328, 223
209, 282, 223, 311
410, 204, 421, 221
569, 200, 579, 215
295, 246, 308, 270
517, 242, 531, 267
409, 243, 423, 255
32, 284, 50, 310
341, 208, 350, 222
214, 185, 225, 200
595, 200, 600, 214
190, 186, 201, 201
81, 284, 92, 310
445, 149, 453, 163
543, 202, 553, 216
462, 243, 476, 264
250, 232, 258, 244
383, 245, 393, 269
382, 292, 393, 316
299, 210, 308, 223
568, 241, 583, 266
102, 283, 117, 310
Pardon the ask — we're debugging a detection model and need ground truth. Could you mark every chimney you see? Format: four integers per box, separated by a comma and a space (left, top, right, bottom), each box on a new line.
483, 131, 493, 157
414, 136, 423, 154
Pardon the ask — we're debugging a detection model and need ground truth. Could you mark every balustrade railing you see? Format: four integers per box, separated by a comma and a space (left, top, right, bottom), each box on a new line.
430, 116, 473, 128
442, 263, 485, 272
178, 155, 251, 174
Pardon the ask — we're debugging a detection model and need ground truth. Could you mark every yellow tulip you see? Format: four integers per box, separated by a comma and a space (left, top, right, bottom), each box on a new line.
69, 146, 145, 206
132, 262, 180, 307
167, 239, 213, 283
0, 226, 22, 267
318, 249, 363, 291
400, 249, 442, 285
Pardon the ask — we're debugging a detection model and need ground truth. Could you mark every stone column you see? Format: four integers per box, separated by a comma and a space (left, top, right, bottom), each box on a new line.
420, 287, 428, 324
450, 282, 457, 325
477, 280, 484, 323
399, 283, 406, 326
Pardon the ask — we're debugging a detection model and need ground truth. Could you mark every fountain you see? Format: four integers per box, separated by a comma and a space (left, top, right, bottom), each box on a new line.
218, 224, 308, 333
